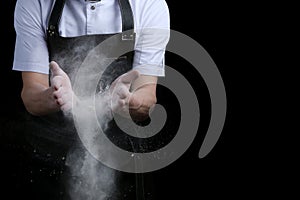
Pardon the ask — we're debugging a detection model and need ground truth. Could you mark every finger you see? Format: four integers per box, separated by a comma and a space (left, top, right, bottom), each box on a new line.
118, 99, 126, 107
56, 97, 65, 106
115, 85, 131, 99
51, 76, 63, 90
50, 61, 65, 76
111, 99, 126, 112
61, 103, 72, 113
53, 87, 63, 99
61, 92, 73, 104
110, 70, 140, 92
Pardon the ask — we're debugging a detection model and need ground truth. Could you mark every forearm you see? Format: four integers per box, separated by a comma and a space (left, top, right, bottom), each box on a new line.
21, 63, 75, 116
21, 84, 60, 116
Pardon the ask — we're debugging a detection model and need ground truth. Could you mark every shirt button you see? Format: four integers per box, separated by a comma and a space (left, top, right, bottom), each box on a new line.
91, 5, 96, 10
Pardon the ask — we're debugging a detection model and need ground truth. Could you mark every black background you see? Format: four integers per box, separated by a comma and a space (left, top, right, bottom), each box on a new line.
0, 0, 291, 199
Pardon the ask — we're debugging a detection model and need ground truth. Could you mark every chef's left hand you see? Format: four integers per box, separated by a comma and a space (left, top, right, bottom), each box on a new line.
110, 70, 157, 122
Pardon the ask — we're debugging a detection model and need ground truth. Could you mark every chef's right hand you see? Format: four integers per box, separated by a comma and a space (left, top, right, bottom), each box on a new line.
50, 61, 74, 113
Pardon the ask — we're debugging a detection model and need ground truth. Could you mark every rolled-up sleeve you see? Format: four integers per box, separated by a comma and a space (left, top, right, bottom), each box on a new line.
133, 0, 170, 77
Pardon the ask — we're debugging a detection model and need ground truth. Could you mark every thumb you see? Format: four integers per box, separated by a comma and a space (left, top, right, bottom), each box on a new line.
50, 61, 64, 76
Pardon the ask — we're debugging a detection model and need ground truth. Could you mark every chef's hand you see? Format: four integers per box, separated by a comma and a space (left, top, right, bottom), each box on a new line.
50, 61, 74, 113
110, 70, 157, 122
128, 82, 157, 122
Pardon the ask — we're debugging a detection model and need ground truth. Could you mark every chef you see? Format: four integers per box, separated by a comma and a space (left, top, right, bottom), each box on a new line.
12, 0, 170, 199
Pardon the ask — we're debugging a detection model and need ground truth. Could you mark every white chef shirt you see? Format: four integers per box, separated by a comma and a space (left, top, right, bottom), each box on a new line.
12, 0, 170, 76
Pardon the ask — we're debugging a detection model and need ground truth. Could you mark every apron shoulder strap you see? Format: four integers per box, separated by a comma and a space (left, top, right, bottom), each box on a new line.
118, 0, 134, 31
47, 0, 66, 37
119, 0, 135, 41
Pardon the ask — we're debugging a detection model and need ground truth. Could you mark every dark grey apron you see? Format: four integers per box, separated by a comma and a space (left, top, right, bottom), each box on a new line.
33, 0, 134, 158
18, 0, 153, 199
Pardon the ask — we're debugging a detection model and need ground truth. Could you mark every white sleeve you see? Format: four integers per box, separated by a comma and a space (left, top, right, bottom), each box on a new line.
133, 0, 170, 77
12, 0, 50, 74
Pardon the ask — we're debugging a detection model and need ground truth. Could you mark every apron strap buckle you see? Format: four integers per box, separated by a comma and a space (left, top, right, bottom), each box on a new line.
122, 32, 135, 41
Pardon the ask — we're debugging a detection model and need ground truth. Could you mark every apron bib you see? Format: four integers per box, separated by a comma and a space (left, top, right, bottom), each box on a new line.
27, 0, 135, 163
